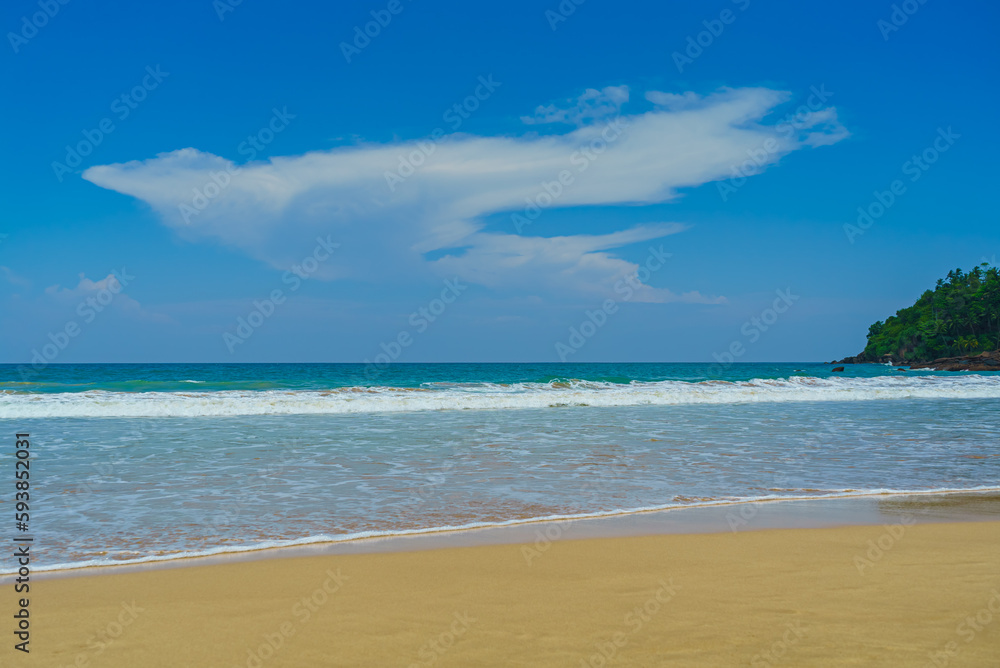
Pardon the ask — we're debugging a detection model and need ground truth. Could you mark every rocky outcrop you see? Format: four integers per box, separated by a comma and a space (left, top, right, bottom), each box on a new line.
908, 350, 1000, 372
831, 353, 894, 365
832, 356, 863, 365
830, 350, 1000, 371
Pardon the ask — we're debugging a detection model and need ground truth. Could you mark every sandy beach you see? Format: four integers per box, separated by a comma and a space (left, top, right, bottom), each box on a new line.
29, 518, 1000, 667
7, 0, 999, 663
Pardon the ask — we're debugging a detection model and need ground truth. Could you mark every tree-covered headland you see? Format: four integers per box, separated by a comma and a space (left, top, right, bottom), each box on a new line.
847, 263, 1000, 363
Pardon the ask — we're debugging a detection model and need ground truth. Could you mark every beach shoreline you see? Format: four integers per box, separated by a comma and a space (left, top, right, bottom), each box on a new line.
21, 488, 1000, 581
30, 514, 1000, 667
12, 373, 998, 580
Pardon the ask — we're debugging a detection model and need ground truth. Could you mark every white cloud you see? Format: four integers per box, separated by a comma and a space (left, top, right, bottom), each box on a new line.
82, 86, 848, 304
521, 85, 630, 126
1, 266, 31, 289
644, 90, 702, 111
45, 273, 169, 323
434, 224, 722, 303
46, 273, 125, 298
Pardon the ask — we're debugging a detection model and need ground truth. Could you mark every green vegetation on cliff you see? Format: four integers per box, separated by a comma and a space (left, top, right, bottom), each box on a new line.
855, 263, 1000, 362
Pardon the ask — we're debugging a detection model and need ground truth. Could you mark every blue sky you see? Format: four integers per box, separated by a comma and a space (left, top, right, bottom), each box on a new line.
2, 0, 998, 363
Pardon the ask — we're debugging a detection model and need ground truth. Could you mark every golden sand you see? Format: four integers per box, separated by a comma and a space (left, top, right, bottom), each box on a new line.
29, 521, 1000, 667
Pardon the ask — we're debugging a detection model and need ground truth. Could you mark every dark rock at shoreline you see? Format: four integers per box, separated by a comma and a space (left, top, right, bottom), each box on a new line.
831, 350, 1000, 371
908, 350, 1000, 372
832, 353, 889, 365
831, 366, 845, 372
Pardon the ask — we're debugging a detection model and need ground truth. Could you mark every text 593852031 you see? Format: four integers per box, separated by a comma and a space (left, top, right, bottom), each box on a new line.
13, 433, 32, 653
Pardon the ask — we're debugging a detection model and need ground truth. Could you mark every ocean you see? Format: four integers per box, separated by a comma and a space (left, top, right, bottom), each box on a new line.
2, 362, 998, 572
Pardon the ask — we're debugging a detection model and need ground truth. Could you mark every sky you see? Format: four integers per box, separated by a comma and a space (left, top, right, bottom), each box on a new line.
2, 0, 998, 364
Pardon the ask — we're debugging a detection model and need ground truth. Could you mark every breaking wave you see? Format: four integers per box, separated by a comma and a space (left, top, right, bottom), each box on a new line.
3, 375, 999, 418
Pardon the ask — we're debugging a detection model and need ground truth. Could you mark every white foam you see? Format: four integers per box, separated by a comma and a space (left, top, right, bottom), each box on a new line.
9, 486, 999, 575
1, 375, 999, 418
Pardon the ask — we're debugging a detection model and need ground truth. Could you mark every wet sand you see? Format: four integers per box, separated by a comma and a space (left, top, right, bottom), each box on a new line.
24, 494, 1000, 666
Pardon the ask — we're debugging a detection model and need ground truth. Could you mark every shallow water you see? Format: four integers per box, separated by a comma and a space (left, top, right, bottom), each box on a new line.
2, 363, 998, 571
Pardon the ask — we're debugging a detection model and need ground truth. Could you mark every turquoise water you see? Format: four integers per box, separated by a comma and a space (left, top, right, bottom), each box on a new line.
1, 363, 998, 571
2, 361, 990, 394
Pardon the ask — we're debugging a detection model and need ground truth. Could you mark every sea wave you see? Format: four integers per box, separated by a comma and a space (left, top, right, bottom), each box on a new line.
6, 486, 998, 575
2, 375, 999, 418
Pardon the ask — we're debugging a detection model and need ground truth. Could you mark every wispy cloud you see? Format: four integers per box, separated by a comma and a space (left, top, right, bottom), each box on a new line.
644, 90, 701, 110
521, 85, 630, 126
82, 86, 847, 304
433, 224, 715, 303
45, 273, 169, 323
1, 266, 31, 289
